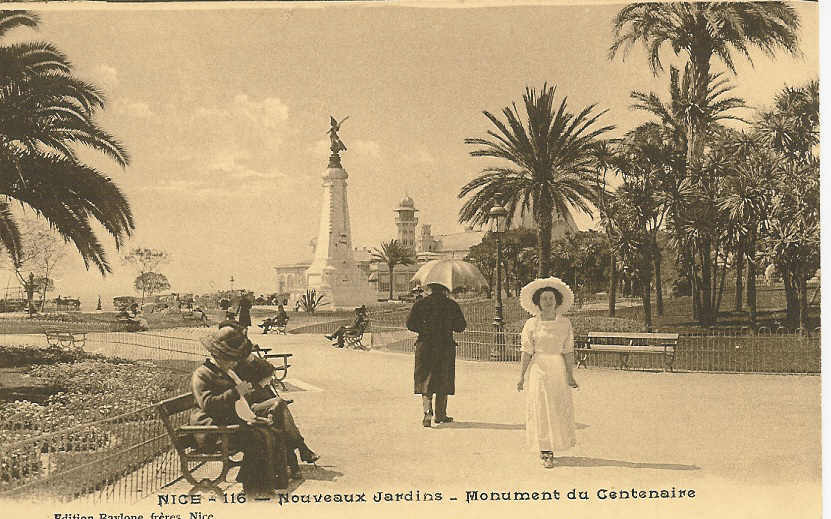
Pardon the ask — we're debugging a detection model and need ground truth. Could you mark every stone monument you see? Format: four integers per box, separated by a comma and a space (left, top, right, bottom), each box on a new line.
305, 116, 376, 308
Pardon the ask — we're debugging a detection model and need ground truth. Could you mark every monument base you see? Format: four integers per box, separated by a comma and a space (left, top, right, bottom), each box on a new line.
306, 266, 376, 310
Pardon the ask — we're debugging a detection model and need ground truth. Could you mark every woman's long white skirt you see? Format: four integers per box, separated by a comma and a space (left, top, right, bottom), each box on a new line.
525, 353, 576, 452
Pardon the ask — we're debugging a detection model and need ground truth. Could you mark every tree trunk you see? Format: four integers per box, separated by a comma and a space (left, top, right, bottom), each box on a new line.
699, 239, 713, 326
715, 259, 728, 317
608, 253, 617, 318
690, 255, 700, 321
798, 271, 809, 334
640, 265, 653, 331
782, 264, 799, 328
503, 258, 511, 298
654, 243, 664, 316
388, 265, 395, 301
734, 252, 744, 312
747, 260, 758, 327
536, 198, 554, 278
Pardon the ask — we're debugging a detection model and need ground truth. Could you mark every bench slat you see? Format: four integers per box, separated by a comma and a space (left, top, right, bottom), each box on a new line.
587, 332, 678, 340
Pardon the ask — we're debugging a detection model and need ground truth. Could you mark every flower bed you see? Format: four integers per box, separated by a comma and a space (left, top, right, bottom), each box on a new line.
1, 348, 189, 442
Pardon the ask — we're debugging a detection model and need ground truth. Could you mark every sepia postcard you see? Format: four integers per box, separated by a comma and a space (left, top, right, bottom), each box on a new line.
0, 1, 822, 518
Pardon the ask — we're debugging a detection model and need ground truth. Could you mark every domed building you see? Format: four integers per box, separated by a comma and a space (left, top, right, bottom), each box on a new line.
274, 194, 580, 301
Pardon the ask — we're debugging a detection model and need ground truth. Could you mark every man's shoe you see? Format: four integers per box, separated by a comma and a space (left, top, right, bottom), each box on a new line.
434, 416, 454, 424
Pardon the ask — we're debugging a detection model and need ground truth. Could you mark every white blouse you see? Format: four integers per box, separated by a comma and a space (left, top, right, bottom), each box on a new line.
520, 316, 574, 355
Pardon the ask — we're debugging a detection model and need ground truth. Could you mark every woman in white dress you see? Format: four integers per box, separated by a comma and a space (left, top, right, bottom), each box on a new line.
516, 277, 578, 468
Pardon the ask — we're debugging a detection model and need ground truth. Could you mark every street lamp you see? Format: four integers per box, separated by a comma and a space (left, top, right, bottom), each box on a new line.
489, 196, 508, 360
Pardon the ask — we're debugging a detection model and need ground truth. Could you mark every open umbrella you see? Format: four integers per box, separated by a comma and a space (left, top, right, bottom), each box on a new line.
411, 259, 488, 292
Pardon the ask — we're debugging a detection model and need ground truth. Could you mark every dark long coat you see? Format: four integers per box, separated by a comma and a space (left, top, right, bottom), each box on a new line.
406, 293, 466, 395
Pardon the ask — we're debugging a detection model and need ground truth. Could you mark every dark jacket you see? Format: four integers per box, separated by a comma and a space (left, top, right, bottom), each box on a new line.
406, 293, 466, 395
238, 299, 253, 327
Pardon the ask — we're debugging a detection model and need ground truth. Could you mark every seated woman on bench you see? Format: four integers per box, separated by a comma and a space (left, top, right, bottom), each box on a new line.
325, 306, 368, 348
190, 323, 317, 496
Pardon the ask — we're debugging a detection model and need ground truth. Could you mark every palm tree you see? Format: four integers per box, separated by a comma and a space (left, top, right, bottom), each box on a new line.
591, 139, 620, 317
0, 11, 134, 274
628, 64, 747, 325
459, 84, 614, 277
717, 132, 778, 325
755, 80, 819, 331
610, 1, 800, 172
370, 239, 416, 301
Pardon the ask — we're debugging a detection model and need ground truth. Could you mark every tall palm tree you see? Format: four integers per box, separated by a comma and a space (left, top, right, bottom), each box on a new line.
591, 139, 620, 317
370, 239, 416, 301
459, 84, 614, 277
628, 63, 746, 325
610, 1, 800, 173
0, 10, 134, 274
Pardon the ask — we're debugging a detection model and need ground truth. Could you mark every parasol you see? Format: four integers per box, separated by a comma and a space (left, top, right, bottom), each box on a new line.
411, 259, 488, 292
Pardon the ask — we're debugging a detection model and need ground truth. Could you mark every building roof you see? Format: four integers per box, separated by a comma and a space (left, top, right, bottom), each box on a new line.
435, 230, 487, 253
397, 194, 415, 209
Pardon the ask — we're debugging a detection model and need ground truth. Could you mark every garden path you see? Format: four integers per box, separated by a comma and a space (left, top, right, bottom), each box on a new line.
126, 332, 819, 518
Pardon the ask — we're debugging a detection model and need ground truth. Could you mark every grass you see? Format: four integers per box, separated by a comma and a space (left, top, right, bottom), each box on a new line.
586, 285, 820, 333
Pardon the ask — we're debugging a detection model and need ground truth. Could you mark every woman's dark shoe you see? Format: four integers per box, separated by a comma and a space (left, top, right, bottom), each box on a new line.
324, 334, 334, 340
422, 413, 432, 428
299, 445, 320, 464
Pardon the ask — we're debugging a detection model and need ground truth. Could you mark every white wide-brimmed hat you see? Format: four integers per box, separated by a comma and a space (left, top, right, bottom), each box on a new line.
519, 277, 575, 316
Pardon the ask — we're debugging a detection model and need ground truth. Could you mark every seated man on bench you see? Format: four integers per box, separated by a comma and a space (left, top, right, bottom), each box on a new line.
258, 305, 289, 334
325, 306, 368, 348
190, 323, 317, 496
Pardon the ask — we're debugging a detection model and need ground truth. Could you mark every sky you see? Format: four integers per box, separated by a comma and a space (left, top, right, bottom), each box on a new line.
0, 1, 820, 309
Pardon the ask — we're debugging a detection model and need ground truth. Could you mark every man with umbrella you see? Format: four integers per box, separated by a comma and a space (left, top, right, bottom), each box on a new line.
406, 282, 467, 428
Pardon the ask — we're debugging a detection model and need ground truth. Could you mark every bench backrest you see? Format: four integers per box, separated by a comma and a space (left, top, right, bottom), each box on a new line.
156, 393, 196, 453
588, 332, 678, 341
586, 332, 678, 348
158, 392, 196, 417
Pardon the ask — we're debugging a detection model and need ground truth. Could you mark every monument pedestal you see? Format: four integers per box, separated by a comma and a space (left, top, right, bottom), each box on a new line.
305, 155, 375, 309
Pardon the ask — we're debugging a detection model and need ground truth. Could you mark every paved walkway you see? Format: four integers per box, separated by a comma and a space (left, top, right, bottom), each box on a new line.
130, 332, 819, 517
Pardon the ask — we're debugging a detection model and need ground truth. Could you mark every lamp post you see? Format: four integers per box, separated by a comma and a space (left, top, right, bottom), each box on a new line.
489, 196, 507, 360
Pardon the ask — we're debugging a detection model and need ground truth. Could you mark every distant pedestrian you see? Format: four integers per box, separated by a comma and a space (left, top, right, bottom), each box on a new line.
237, 293, 253, 333
516, 277, 578, 468
406, 283, 466, 427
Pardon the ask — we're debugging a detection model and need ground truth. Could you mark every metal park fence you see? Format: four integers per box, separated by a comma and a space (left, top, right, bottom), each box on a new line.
369, 322, 820, 375
0, 328, 207, 503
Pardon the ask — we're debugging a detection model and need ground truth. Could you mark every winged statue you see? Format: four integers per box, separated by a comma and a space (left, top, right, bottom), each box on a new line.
327, 115, 349, 154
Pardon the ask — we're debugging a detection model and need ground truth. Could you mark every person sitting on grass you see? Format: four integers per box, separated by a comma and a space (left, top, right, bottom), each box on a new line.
325, 306, 369, 348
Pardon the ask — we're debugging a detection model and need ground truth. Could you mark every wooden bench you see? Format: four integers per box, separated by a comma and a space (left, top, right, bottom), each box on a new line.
43, 329, 86, 349
182, 310, 209, 327
343, 320, 370, 350
155, 393, 242, 496
576, 332, 679, 372
252, 346, 293, 390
